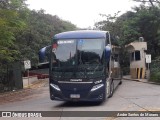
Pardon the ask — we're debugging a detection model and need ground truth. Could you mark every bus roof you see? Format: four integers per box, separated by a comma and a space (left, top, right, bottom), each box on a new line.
53, 30, 109, 39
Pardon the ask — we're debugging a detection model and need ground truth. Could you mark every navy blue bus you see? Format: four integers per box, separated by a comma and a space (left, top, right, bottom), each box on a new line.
40, 30, 122, 102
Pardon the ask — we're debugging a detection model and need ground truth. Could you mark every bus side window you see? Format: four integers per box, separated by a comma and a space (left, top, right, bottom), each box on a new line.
106, 35, 110, 45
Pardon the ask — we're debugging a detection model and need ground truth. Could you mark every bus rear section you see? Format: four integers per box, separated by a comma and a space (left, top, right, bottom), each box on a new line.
48, 30, 121, 102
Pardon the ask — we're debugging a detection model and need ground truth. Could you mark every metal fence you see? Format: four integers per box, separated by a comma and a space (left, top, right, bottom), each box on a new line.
150, 60, 160, 82
0, 62, 23, 93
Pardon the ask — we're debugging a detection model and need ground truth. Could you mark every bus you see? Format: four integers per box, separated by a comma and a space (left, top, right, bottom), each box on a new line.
40, 30, 122, 102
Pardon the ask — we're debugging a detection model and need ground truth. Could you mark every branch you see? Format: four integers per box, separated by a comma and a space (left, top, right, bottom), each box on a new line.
133, 0, 160, 7
156, 0, 160, 4
149, 0, 154, 7
133, 0, 159, 2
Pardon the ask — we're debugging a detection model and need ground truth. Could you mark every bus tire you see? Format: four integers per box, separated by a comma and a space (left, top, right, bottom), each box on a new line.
108, 81, 114, 98
119, 80, 122, 85
101, 84, 107, 102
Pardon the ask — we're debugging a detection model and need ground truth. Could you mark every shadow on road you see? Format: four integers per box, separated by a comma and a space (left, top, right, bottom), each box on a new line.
54, 101, 104, 108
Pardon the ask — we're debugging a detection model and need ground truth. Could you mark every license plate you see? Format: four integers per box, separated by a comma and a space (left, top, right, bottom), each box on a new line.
70, 94, 80, 98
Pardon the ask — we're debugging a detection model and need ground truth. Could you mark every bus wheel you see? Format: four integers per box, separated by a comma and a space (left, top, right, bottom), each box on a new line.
101, 85, 107, 102
119, 80, 122, 85
108, 81, 114, 98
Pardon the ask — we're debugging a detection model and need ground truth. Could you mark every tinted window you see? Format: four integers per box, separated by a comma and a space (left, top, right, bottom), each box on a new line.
78, 39, 104, 65
130, 51, 141, 61
135, 51, 141, 61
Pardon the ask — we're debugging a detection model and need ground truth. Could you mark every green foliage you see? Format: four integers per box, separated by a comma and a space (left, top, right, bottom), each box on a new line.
150, 65, 160, 83
150, 72, 160, 83
95, 5, 160, 58
15, 10, 76, 66
133, 0, 160, 7
0, 0, 77, 69
150, 60, 160, 83
0, 0, 27, 64
137, 7, 160, 58
95, 3, 160, 77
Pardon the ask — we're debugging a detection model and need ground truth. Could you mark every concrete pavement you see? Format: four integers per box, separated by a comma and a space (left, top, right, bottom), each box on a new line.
123, 75, 160, 85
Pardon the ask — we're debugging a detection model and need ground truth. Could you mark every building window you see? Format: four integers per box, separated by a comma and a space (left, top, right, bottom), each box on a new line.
130, 51, 141, 61
135, 51, 141, 61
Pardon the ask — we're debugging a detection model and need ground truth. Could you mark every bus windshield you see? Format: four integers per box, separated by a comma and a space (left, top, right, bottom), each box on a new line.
52, 39, 105, 67
78, 39, 104, 65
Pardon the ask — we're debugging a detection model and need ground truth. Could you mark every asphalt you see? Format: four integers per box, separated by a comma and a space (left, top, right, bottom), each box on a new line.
0, 76, 159, 105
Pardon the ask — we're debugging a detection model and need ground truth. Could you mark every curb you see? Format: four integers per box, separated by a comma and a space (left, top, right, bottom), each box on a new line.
123, 77, 160, 85
24, 79, 48, 89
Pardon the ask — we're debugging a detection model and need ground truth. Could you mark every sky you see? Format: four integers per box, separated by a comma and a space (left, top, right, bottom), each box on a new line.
26, 0, 140, 28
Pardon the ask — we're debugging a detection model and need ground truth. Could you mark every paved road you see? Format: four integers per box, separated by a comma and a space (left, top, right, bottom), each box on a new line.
0, 80, 160, 120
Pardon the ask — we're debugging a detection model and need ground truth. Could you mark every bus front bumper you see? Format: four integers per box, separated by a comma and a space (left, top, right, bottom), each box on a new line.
50, 83, 106, 102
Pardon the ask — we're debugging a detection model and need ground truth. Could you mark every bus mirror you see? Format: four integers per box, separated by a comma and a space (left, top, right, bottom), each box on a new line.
39, 45, 51, 63
105, 45, 111, 62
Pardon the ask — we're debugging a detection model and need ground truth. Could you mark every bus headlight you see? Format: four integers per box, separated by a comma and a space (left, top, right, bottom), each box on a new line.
91, 83, 104, 92
50, 83, 61, 91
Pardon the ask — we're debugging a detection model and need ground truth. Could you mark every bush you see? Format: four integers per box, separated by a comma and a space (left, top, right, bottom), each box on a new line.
150, 72, 160, 83
150, 60, 160, 83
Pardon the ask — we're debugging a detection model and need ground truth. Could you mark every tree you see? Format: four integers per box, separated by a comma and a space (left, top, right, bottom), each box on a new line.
15, 9, 77, 66
1, 0, 77, 66
133, 0, 160, 7
95, 3, 160, 73
0, 0, 27, 64
95, 12, 122, 45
